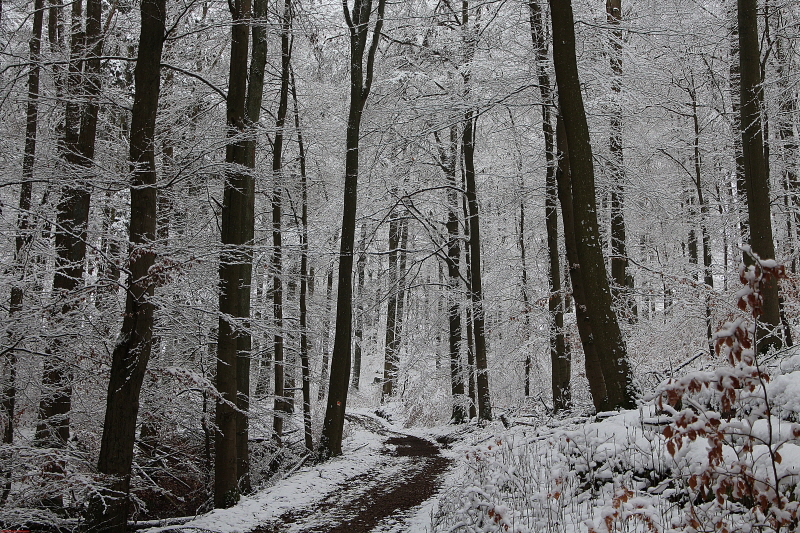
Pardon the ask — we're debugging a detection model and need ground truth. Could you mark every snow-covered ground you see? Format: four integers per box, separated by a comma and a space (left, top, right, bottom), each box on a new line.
138, 409, 457, 533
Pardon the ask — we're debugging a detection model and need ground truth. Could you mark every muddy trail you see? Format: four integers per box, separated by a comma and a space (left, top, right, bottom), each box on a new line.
251, 416, 452, 533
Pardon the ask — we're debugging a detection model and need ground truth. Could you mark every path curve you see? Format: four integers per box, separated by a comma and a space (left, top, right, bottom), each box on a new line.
252, 416, 451, 533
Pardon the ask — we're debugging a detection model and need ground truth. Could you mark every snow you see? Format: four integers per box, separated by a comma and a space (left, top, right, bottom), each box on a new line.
139, 410, 453, 533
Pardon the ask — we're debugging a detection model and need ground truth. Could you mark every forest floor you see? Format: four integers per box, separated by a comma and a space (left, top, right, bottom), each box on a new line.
145, 411, 456, 533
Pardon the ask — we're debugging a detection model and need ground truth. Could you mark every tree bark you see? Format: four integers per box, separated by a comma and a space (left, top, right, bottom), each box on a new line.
606, 0, 632, 311
529, 0, 569, 410
738, 0, 781, 351
555, 115, 608, 411
462, 113, 492, 421
37, 0, 103, 450
215, 0, 252, 507
272, 0, 291, 450
319, 0, 386, 459
352, 222, 367, 390
438, 125, 467, 423
318, 266, 334, 401
2, 0, 44, 504
550, 0, 634, 410
83, 0, 166, 528
728, 0, 747, 244
292, 68, 314, 453
382, 211, 401, 400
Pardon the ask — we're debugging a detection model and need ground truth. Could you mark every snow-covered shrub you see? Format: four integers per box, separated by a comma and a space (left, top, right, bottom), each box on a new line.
653, 257, 800, 532
433, 255, 800, 533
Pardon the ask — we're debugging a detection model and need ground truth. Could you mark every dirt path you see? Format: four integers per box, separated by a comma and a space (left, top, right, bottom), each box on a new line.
251, 418, 451, 533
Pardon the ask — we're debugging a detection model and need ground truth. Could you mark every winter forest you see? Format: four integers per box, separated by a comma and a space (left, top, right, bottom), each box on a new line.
3, 0, 800, 529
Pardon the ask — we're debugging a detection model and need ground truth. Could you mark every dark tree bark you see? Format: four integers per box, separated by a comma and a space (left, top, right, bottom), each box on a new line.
458, 0, 491, 422
272, 0, 292, 449
437, 125, 467, 423
351, 222, 367, 390
738, 0, 781, 351
37, 0, 103, 450
529, 0, 569, 410
318, 266, 334, 401
728, 1, 747, 243
460, 191, 478, 420
319, 0, 386, 459
382, 211, 402, 400
292, 68, 314, 453
215, 0, 252, 507
462, 113, 492, 421
555, 115, 608, 410
2, 0, 44, 504
549, 0, 634, 410
606, 0, 632, 310
83, 0, 166, 529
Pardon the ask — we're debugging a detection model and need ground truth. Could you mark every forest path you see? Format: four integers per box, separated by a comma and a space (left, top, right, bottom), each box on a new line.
250, 413, 452, 533
146, 411, 456, 533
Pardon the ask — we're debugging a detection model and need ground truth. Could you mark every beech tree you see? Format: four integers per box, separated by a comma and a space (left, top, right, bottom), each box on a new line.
319, 0, 387, 459
550, 0, 635, 409
83, 0, 167, 528
737, 0, 781, 351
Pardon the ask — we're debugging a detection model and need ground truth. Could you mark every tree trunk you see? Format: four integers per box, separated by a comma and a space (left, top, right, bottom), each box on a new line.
606, 0, 631, 312
37, 0, 103, 450
352, 222, 367, 390
215, 0, 252, 507
318, 267, 334, 401
382, 211, 401, 400
1, 0, 44, 504
555, 114, 608, 411
438, 125, 467, 423
530, 0, 569, 410
319, 0, 386, 459
292, 68, 314, 453
462, 189, 478, 419
728, 0, 747, 243
738, 0, 781, 351
83, 0, 166, 528
550, 0, 635, 410
272, 0, 291, 450
462, 113, 492, 421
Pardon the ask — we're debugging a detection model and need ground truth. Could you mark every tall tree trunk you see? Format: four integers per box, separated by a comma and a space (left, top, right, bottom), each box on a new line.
606, 0, 632, 311
318, 266, 334, 401
319, 0, 386, 459
215, 0, 252, 507
351, 222, 367, 390
688, 88, 715, 354
292, 69, 313, 453
438, 125, 467, 422
36, 0, 101, 450
272, 0, 292, 450
2, 0, 44, 504
462, 188, 478, 419
555, 115, 608, 411
460, 0, 491, 422
729, 0, 747, 243
738, 0, 781, 351
83, 0, 166, 528
463, 113, 492, 420
550, 0, 634, 410
530, 0, 569, 410
382, 211, 401, 400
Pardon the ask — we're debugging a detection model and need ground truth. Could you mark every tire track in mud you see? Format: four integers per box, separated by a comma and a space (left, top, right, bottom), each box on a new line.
251, 416, 451, 533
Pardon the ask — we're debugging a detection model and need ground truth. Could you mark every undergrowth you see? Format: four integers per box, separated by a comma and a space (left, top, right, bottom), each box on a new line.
432, 254, 800, 533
